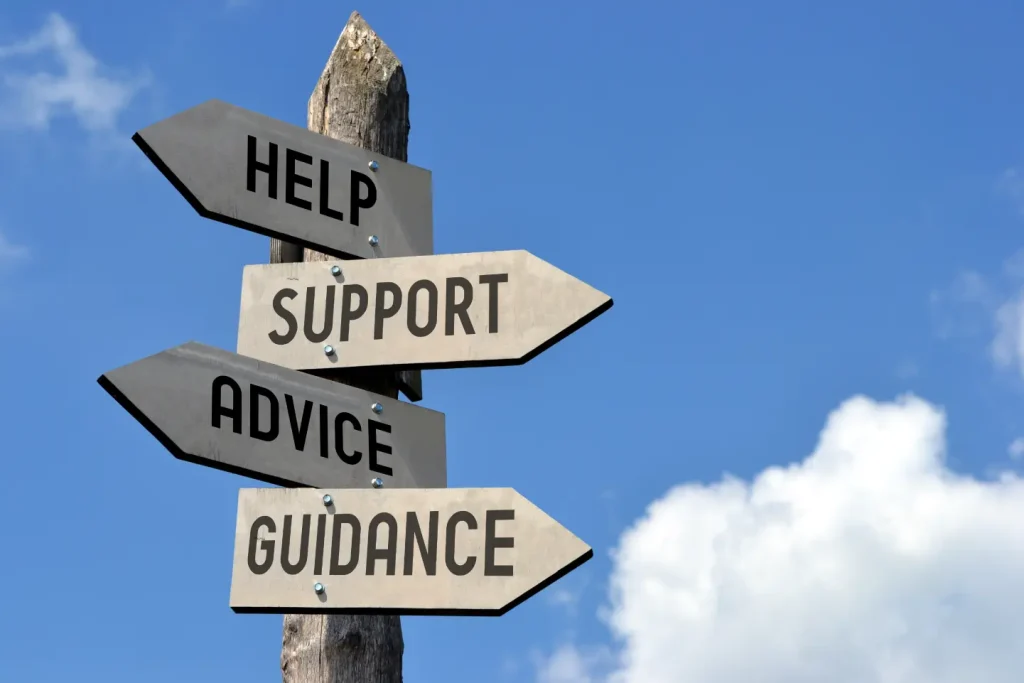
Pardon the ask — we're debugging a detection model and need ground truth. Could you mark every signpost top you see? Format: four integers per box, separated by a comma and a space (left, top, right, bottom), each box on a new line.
229, 487, 592, 616
133, 99, 433, 261
98, 342, 447, 489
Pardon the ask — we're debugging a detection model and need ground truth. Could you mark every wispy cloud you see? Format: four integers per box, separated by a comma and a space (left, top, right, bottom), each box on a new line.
533, 644, 611, 683
1008, 438, 1024, 461
929, 268, 999, 340
0, 230, 28, 265
0, 13, 148, 135
998, 168, 1024, 216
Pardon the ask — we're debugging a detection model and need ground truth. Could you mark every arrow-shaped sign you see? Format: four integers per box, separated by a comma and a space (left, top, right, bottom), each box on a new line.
133, 99, 433, 261
98, 342, 446, 489
229, 487, 592, 616
236, 250, 612, 372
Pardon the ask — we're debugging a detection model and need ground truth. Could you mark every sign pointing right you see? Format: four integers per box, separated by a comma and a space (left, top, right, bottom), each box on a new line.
229, 487, 592, 616
237, 250, 613, 372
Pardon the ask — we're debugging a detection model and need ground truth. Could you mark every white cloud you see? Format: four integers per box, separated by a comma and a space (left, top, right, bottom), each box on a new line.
537, 394, 1024, 683
0, 230, 28, 264
0, 13, 146, 133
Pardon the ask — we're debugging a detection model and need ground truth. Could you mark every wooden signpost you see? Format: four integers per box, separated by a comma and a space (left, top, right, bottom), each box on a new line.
99, 10, 611, 683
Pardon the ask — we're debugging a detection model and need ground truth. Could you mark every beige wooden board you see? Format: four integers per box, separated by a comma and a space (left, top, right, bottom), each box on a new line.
229, 487, 593, 616
236, 250, 612, 372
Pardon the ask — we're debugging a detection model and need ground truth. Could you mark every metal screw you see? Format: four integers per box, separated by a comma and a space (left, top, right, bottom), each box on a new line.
368, 235, 380, 247
324, 345, 335, 356
330, 265, 341, 276
313, 582, 325, 594
368, 160, 379, 172
371, 477, 384, 489
371, 402, 383, 414
322, 494, 333, 506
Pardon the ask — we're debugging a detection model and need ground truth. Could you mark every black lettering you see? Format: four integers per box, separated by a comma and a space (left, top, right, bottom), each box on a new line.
484, 509, 515, 576
445, 277, 475, 335
330, 513, 360, 575
373, 282, 402, 340
246, 516, 275, 575
285, 395, 313, 451
404, 511, 438, 576
211, 375, 242, 434
246, 136, 277, 199
313, 513, 327, 575
479, 274, 508, 334
334, 412, 362, 465
303, 285, 335, 343
268, 288, 298, 345
349, 171, 377, 226
366, 512, 397, 575
318, 159, 344, 222
280, 514, 311, 575
339, 284, 368, 342
285, 148, 313, 210
249, 383, 279, 442
318, 404, 329, 459
368, 420, 393, 477
407, 279, 438, 337
445, 511, 477, 576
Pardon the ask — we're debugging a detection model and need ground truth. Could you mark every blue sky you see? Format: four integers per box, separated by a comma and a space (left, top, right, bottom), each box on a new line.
3, 1, 1024, 681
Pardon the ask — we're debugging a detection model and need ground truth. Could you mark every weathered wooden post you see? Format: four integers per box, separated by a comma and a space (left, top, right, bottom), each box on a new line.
103, 9, 607, 683
272, 12, 409, 683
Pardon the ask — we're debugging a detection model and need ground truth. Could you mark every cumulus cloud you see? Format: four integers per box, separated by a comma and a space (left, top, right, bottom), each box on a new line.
0, 13, 146, 133
536, 394, 1024, 683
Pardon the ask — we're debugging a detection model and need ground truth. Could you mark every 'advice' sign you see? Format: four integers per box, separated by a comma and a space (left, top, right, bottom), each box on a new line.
98, 342, 446, 489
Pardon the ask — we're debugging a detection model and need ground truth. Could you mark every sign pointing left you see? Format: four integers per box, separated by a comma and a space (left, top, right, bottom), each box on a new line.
133, 99, 434, 260
97, 342, 447, 489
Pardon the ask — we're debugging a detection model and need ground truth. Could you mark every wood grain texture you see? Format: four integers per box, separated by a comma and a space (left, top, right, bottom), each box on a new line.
277, 11, 407, 683
270, 9, 423, 403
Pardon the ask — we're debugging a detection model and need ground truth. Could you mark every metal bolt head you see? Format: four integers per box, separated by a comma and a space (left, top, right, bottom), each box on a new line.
368, 160, 379, 172
371, 402, 383, 414
330, 265, 341, 276
371, 477, 384, 489
368, 235, 380, 247
313, 582, 325, 594
324, 345, 335, 356
322, 494, 333, 506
